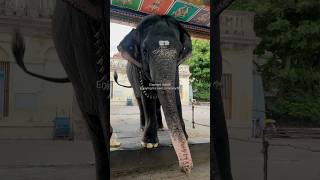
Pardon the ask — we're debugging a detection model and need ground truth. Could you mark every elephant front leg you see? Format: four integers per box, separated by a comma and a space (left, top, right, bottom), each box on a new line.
136, 97, 145, 131
141, 95, 159, 148
156, 98, 164, 130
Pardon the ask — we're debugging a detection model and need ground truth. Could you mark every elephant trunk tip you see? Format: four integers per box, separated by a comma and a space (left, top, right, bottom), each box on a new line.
178, 152, 193, 174
170, 133, 193, 174
181, 165, 193, 175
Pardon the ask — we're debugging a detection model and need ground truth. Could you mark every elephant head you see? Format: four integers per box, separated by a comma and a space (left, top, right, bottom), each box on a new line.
117, 15, 193, 173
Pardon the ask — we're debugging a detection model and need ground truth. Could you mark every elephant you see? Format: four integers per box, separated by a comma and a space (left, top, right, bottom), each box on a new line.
12, 0, 110, 180
116, 15, 193, 173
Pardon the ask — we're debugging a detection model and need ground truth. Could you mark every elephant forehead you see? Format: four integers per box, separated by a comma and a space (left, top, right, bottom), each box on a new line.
152, 48, 177, 59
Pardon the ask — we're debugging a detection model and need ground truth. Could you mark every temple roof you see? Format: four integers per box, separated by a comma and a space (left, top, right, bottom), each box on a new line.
111, 0, 210, 39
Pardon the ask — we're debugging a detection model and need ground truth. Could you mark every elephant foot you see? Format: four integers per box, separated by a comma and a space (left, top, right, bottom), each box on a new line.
141, 135, 159, 149
141, 142, 159, 149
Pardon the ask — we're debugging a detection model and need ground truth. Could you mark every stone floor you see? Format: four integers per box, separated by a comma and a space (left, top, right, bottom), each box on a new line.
112, 161, 210, 180
109, 105, 210, 177
110, 105, 210, 150
1, 105, 320, 180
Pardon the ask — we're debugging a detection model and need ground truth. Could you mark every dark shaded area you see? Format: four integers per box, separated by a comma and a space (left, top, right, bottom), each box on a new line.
211, 0, 235, 180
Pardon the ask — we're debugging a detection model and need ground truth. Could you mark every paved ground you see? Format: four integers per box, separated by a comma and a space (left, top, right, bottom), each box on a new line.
112, 161, 209, 180
0, 139, 209, 180
110, 105, 210, 150
0, 160, 209, 180
0, 105, 320, 180
230, 139, 320, 180
1, 138, 319, 180
112, 104, 210, 179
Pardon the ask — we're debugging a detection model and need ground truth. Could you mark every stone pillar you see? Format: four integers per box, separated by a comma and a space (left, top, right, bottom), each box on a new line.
40, 0, 51, 18
16, 0, 27, 16
0, 0, 5, 15
4, 0, 15, 16
26, 0, 40, 18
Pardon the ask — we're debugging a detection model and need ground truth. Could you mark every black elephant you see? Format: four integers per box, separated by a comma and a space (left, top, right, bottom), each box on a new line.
12, 0, 110, 180
116, 15, 193, 173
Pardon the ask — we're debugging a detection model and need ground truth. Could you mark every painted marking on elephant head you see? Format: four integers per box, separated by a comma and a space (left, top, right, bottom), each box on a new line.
153, 40, 177, 59
159, 40, 170, 46
152, 48, 177, 59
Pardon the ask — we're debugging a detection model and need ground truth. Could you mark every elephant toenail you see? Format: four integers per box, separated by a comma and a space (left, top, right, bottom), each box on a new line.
141, 142, 146, 147
146, 143, 154, 148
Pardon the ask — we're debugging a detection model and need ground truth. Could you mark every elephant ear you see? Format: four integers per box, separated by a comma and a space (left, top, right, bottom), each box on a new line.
177, 25, 192, 65
117, 29, 142, 68
63, 0, 102, 20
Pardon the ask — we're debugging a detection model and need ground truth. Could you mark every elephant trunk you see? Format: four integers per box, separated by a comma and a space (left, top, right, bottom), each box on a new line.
158, 89, 193, 173
154, 62, 193, 173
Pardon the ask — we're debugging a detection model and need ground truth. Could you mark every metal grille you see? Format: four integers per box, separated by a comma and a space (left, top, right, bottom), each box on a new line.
222, 73, 232, 120
0, 61, 10, 118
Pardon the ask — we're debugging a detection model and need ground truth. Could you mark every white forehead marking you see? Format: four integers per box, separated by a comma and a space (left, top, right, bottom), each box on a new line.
159, 40, 170, 46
